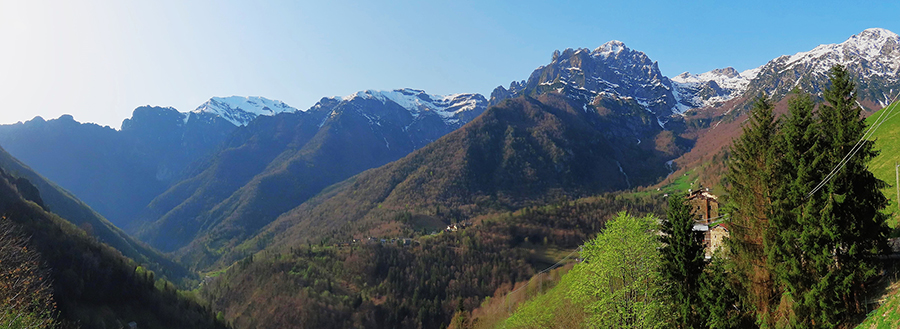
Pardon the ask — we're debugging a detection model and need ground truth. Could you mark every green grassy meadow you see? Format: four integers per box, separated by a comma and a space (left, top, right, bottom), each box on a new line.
867, 102, 900, 227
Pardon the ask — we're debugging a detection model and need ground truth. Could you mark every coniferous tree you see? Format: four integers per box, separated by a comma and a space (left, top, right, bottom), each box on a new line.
724, 95, 780, 327
803, 65, 889, 326
698, 254, 754, 329
768, 90, 822, 327
659, 194, 706, 328
717, 66, 889, 328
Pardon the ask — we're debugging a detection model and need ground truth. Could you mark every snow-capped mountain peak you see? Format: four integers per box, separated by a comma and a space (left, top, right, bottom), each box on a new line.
672, 67, 745, 84
670, 66, 760, 110
779, 28, 900, 75
669, 28, 900, 111
490, 40, 679, 125
730, 28, 900, 107
593, 40, 629, 57
848, 28, 898, 49
341, 88, 486, 125
192, 96, 299, 126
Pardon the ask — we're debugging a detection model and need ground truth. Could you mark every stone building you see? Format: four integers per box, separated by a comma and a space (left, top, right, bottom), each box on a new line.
688, 188, 719, 224
705, 223, 729, 258
686, 189, 728, 257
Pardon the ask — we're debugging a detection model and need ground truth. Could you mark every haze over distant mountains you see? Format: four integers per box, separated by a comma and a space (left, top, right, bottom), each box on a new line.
1, 27, 899, 328
186, 27, 900, 269
1, 28, 898, 260
136, 88, 487, 258
0, 28, 890, 224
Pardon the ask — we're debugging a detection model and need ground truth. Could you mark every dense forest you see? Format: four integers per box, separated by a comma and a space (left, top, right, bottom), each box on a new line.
199, 192, 666, 328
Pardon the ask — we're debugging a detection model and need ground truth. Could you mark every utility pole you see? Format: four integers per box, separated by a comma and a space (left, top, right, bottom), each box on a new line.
896, 163, 899, 212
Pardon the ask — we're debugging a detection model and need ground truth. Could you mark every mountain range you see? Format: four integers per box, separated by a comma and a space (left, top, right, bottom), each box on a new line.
136, 89, 487, 265
0, 104, 237, 230
201, 28, 900, 327
1, 28, 896, 256
1, 27, 899, 328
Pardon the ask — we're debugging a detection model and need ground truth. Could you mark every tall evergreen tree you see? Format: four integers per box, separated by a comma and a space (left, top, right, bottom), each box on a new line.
724, 95, 780, 327
768, 90, 823, 327
804, 64, 890, 326
698, 254, 755, 329
659, 194, 706, 328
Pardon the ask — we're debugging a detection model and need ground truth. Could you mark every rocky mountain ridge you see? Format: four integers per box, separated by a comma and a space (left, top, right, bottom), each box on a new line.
492, 28, 900, 128
743, 28, 900, 106
136, 88, 487, 260
675, 28, 900, 110
339, 88, 486, 126
490, 40, 681, 128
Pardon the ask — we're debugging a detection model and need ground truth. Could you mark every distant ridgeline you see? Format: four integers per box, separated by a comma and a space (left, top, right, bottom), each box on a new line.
0, 27, 899, 329
197, 28, 900, 328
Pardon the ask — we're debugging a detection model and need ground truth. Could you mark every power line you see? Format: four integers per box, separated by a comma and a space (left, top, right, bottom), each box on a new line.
508, 248, 579, 296
505, 246, 580, 314
806, 95, 900, 198
702, 214, 730, 223
807, 99, 894, 198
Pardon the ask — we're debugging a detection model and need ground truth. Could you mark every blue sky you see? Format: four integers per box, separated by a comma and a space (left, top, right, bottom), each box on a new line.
1, 0, 899, 128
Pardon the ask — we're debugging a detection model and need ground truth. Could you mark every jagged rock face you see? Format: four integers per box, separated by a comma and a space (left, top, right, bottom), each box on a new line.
120, 106, 185, 131
505, 28, 900, 121
489, 80, 526, 107
670, 67, 757, 110
490, 41, 681, 125
121, 106, 236, 182
744, 28, 900, 106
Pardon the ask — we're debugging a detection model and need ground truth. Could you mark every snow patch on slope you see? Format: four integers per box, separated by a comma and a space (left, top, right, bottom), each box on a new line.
670, 67, 758, 110
192, 96, 299, 126
667, 28, 900, 112
778, 28, 900, 77
342, 88, 485, 125
593, 40, 628, 58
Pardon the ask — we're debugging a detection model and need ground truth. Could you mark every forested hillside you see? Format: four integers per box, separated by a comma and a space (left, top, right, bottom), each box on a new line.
199, 193, 665, 328
203, 93, 675, 271
0, 167, 228, 328
0, 144, 194, 284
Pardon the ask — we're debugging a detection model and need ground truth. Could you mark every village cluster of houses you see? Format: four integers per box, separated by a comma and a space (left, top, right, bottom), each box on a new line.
333, 237, 417, 247
444, 221, 471, 232
329, 221, 474, 248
